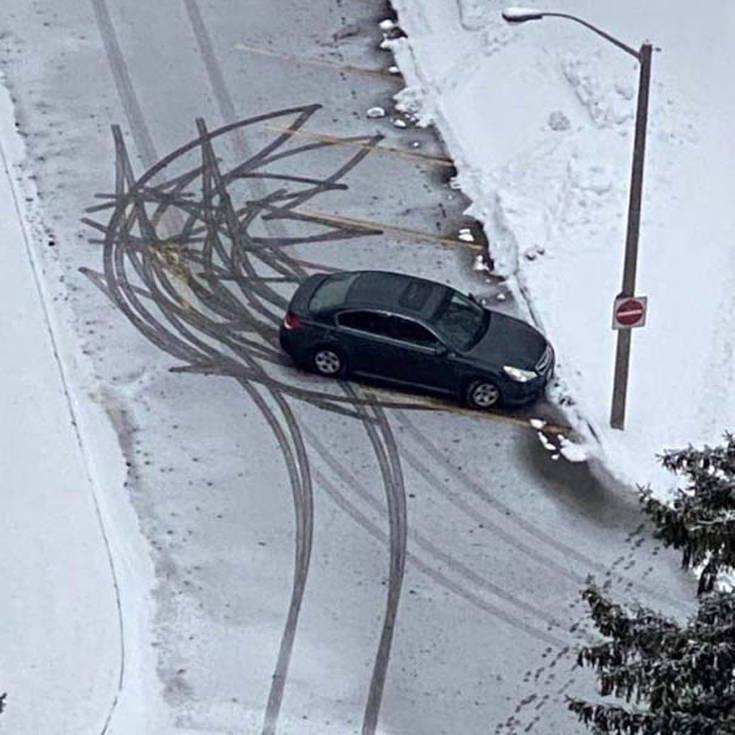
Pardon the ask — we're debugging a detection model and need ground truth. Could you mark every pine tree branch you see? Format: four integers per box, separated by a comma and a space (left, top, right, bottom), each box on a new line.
570, 437, 735, 734
568, 697, 735, 735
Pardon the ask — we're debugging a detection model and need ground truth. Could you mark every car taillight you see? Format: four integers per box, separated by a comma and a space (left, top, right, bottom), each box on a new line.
283, 312, 302, 330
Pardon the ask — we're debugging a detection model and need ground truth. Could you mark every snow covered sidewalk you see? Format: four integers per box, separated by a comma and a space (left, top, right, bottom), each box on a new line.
0, 84, 161, 734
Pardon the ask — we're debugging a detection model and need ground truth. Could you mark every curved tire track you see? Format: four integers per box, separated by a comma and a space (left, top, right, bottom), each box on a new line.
394, 411, 691, 614
234, 380, 313, 735
302, 419, 570, 647
343, 385, 408, 735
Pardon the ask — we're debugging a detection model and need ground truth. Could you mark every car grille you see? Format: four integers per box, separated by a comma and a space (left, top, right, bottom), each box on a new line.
536, 346, 552, 374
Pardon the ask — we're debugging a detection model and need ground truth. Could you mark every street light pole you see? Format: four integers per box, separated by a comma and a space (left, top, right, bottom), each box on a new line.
610, 41, 652, 429
501, 8, 653, 430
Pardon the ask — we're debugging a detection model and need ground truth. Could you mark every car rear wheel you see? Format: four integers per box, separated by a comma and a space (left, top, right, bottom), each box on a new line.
311, 347, 346, 378
465, 379, 501, 410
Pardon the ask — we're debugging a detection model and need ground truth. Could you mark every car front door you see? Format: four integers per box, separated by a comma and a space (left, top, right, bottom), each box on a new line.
387, 315, 458, 393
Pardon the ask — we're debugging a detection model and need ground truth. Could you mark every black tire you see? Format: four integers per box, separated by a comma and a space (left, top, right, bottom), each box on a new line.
310, 346, 347, 378
465, 378, 501, 410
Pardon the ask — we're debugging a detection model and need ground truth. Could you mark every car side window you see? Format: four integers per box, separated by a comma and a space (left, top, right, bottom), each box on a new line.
337, 310, 393, 338
390, 316, 439, 347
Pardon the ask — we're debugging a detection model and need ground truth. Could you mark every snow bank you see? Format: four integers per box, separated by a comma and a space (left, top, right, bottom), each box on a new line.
387, 0, 735, 495
0, 75, 169, 734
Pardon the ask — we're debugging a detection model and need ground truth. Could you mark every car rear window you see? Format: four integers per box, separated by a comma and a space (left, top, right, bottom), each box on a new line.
309, 272, 360, 313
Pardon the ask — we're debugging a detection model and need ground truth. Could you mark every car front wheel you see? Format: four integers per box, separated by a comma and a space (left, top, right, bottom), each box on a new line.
311, 347, 346, 378
465, 379, 501, 410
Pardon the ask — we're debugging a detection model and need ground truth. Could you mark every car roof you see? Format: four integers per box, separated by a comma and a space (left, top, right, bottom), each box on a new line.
339, 270, 450, 319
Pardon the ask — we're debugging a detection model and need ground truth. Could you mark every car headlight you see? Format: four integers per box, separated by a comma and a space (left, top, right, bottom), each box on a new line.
503, 365, 537, 383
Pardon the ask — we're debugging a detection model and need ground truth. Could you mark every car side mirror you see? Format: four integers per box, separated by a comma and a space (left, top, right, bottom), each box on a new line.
468, 292, 478, 303
434, 343, 449, 357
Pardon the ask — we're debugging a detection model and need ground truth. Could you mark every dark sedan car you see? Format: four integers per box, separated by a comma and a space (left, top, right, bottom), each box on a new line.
279, 270, 554, 409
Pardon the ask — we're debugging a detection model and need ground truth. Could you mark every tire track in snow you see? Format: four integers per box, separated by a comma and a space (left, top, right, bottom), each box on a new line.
86, 9, 319, 725
97, 151, 571, 659
394, 411, 691, 614
90, 0, 157, 168
343, 384, 408, 735
302, 424, 571, 646
310, 463, 567, 649
234, 380, 313, 735
116, 119, 317, 734
182, 0, 323, 290
192, 125, 314, 735
96, 184, 316, 735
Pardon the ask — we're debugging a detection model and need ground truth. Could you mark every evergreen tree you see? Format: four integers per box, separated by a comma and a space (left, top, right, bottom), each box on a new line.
640, 432, 735, 594
568, 583, 735, 734
568, 434, 735, 734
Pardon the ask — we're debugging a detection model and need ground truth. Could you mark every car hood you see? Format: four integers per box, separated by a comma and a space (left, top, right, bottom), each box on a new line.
464, 311, 547, 370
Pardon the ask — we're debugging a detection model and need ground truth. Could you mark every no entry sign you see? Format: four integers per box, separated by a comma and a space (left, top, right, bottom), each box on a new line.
613, 296, 647, 329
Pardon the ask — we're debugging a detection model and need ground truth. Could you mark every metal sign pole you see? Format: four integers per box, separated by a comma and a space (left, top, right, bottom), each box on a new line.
610, 42, 652, 430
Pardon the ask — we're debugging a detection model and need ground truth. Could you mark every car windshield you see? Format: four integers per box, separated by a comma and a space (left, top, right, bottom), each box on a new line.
309, 272, 360, 313
431, 291, 487, 350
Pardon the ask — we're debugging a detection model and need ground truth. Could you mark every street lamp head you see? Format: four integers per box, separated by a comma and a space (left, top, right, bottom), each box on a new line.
501, 7, 544, 22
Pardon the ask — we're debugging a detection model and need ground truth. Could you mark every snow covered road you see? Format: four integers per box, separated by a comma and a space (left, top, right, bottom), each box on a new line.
0, 1, 702, 733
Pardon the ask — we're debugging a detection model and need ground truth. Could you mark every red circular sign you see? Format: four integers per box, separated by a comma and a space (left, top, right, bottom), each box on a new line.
615, 298, 645, 327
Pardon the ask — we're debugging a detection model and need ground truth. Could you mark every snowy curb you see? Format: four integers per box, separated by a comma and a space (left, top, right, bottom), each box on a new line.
0, 74, 170, 734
